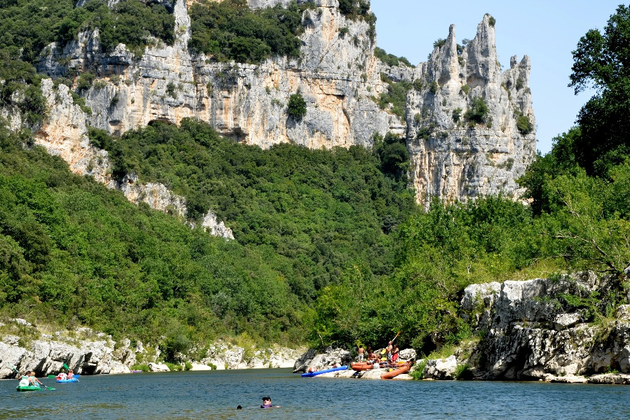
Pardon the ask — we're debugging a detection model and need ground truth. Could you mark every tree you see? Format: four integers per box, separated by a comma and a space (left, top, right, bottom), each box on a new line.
287, 92, 307, 120
568, 5, 630, 176
541, 165, 630, 277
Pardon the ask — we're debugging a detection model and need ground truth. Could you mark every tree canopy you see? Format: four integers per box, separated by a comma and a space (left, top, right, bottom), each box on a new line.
568, 5, 630, 176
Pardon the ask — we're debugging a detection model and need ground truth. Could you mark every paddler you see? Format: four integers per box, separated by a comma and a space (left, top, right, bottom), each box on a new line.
28, 371, 43, 387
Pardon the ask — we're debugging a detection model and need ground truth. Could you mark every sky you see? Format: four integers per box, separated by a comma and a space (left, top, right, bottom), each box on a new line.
370, 1, 624, 155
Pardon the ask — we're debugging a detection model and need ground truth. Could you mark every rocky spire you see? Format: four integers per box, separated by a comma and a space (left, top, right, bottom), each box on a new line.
406, 14, 536, 207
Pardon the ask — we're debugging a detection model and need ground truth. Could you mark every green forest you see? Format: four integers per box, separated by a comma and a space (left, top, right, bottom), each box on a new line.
0, 0, 630, 361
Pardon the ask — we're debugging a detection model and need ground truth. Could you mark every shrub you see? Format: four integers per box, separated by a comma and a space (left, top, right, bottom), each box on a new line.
287, 92, 307, 119
516, 115, 533, 134
452, 108, 462, 123
465, 97, 489, 125
433, 38, 446, 49
77, 72, 95, 92
410, 360, 426, 380
131, 364, 150, 372
377, 79, 412, 119
416, 125, 434, 141
455, 363, 473, 380
374, 47, 412, 67
166, 82, 177, 99
429, 81, 438, 94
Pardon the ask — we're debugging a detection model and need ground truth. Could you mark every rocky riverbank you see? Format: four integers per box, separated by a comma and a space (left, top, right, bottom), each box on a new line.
413, 271, 630, 385
292, 271, 630, 385
0, 319, 304, 379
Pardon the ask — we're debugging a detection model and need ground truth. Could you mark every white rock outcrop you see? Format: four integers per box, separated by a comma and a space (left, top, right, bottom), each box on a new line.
457, 272, 630, 381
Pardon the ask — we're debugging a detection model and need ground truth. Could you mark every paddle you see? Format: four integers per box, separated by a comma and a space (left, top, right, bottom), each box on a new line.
7, 363, 55, 390
391, 331, 401, 343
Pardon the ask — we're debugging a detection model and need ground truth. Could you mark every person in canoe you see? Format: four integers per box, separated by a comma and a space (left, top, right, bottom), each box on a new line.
28, 372, 43, 387
67, 369, 75, 379
57, 370, 68, 380
18, 373, 31, 387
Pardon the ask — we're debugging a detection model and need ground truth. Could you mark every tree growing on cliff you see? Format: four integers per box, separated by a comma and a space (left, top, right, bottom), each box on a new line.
287, 91, 307, 120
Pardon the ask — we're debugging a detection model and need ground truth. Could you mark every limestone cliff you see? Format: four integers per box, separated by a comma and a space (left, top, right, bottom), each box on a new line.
407, 16, 535, 206
25, 0, 534, 219
435, 271, 630, 383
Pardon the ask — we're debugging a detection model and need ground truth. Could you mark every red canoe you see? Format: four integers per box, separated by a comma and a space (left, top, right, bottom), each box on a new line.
351, 362, 375, 371
380, 362, 412, 379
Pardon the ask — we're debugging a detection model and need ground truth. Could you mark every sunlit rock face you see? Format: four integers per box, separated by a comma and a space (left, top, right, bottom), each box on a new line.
461, 272, 630, 381
405, 16, 535, 208
27, 0, 534, 218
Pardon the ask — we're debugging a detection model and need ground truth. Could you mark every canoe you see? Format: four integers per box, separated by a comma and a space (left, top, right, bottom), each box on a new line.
351, 362, 376, 371
16, 385, 43, 392
56, 377, 79, 383
49, 374, 80, 379
301, 366, 348, 377
380, 363, 412, 379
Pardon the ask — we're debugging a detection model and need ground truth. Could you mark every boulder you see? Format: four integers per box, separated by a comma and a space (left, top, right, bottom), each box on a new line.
423, 356, 458, 380
148, 363, 170, 372
293, 348, 317, 373
589, 373, 630, 385
190, 363, 214, 371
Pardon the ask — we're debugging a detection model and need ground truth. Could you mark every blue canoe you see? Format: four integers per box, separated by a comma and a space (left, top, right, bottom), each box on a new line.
56, 377, 79, 383
301, 366, 348, 377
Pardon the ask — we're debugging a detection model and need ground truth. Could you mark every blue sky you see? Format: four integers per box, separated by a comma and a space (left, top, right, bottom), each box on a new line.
370, 1, 623, 155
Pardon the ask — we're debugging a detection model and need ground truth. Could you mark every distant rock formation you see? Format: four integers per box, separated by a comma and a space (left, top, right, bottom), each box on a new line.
406, 16, 535, 207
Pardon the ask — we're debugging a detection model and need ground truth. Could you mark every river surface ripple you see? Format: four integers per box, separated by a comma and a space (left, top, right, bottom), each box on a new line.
2, 369, 630, 419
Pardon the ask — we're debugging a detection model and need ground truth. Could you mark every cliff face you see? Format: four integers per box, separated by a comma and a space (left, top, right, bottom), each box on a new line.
458, 272, 630, 382
30, 0, 534, 216
407, 16, 535, 206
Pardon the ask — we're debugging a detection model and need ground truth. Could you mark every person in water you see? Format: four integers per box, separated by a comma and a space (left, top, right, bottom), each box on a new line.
260, 396, 280, 408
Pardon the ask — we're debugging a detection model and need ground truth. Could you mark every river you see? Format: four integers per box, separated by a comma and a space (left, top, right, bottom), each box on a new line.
2, 369, 630, 419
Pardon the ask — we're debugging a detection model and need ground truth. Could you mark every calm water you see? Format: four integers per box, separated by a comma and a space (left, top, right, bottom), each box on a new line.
2, 369, 630, 419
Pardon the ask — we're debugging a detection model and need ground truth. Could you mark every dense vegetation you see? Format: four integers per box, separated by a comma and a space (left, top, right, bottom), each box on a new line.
90, 119, 416, 300
0, 127, 307, 358
189, 0, 313, 63
311, 5, 630, 352
0, 0, 175, 60
1, 1, 630, 362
